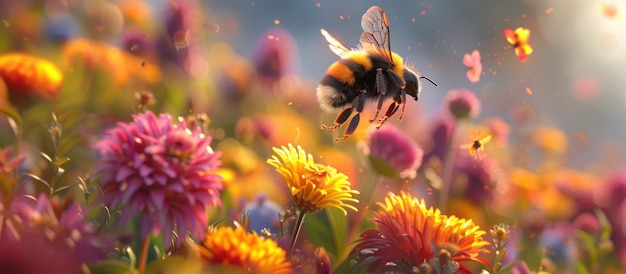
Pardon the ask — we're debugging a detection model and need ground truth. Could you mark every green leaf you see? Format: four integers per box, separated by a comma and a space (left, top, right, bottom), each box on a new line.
576, 230, 598, 265
304, 209, 337, 256
144, 256, 203, 274
595, 209, 612, 241
333, 252, 363, 274
24, 173, 51, 189
40, 152, 54, 164
126, 245, 137, 269
575, 260, 590, 274
304, 207, 355, 269
88, 260, 137, 274
57, 110, 84, 128
497, 262, 515, 274
58, 135, 83, 157
325, 207, 349, 260
367, 155, 398, 179
52, 182, 80, 195
0, 105, 22, 136
55, 157, 70, 166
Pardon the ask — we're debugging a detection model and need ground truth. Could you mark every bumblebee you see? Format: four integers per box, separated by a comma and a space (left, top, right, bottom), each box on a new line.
317, 6, 437, 142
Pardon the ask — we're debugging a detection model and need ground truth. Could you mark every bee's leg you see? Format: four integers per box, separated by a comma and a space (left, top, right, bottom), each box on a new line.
398, 89, 407, 120
335, 92, 366, 142
370, 68, 387, 123
321, 107, 353, 130
384, 69, 407, 120
376, 94, 401, 129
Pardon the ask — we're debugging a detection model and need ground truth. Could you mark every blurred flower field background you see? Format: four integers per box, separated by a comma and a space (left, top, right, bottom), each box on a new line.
1, 0, 626, 273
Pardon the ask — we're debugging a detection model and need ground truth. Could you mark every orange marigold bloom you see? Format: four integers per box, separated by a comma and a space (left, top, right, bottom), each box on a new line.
62, 38, 161, 85
195, 225, 293, 274
267, 144, 359, 215
0, 53, 63, 102
351, 191, 490, 273
504, 27, 533, 62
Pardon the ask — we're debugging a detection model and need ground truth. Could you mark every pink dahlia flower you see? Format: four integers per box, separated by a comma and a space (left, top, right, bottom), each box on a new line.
94, 111, 222, 247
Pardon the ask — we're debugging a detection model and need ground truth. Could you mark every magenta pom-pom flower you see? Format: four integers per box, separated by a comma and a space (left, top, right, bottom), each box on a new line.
94, 111, 222, 247
362, 126, 424, 180
444, 88, 482, 120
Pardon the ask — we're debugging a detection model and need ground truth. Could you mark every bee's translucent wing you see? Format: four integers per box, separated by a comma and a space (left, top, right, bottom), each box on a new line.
479, 135, 492, 144
360, 6, 393, 63
321, 29, 351, 58
459, 143, 473, 150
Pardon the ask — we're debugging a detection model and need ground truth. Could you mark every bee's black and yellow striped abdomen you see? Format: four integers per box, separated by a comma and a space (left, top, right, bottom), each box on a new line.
317, 52, 378, 112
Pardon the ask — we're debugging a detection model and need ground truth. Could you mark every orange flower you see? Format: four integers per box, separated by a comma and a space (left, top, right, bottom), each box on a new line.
351, 191, 490, 273
504, 27, 533, 62
533, 125, 568, 154
0, 53, 63, 103
62, 38, 161, 85
195, 225, 293, 274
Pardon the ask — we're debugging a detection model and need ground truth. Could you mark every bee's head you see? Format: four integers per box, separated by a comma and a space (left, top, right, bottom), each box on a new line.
403, 68, 437, 101
403, 68, 421, 101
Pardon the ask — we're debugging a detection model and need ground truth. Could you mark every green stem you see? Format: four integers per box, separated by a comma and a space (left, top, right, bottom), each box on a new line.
289, 211, 306, 256
137, 236, 151, 274
340, 176, 382, 261
439, 125, 458, 212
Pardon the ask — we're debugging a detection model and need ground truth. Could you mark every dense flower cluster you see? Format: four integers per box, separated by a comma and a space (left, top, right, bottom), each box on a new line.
362, 125, 424, 179
267, 144, 359, 215
352, 191, 491, 273
94, 111, 222, 247
195, 225, 293, 274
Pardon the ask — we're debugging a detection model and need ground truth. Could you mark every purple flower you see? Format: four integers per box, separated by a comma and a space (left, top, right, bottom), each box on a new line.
444, 89, 481, 120
422, 114, 456, 165
158, 0, 207, 76
251, 27, 299, 90
362, 126, 423, 179
121, 27, 155, 58
0, 194, 109, 272
452, 150, 501, 204
94, 111, 222, 248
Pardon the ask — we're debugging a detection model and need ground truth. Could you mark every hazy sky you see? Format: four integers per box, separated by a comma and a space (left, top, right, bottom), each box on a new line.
161, 0, 626, 161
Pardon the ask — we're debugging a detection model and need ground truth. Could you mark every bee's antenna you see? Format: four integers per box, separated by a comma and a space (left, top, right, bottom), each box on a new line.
420, 76, 438, 87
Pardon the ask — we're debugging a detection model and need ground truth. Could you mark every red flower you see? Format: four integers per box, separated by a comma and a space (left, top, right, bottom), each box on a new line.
351, 191, 491, 273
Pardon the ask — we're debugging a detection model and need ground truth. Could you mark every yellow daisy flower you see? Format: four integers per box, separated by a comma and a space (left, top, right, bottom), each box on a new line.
195, 225, 293, 274
267, 143, 359, 215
